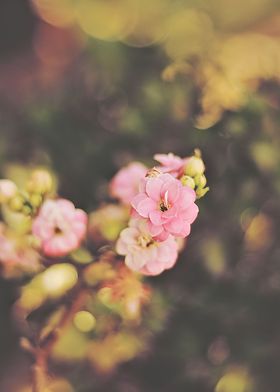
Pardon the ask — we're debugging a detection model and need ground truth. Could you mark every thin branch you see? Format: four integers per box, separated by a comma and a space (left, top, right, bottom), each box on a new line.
31, 285, 89, 392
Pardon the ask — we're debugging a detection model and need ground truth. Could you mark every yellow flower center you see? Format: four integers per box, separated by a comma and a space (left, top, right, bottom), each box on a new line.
137, 234, 154, 248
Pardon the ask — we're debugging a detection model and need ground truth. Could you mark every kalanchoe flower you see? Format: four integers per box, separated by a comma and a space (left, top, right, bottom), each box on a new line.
116, 219, 178, 275
154, 153, 185, 177
32, 199, 87, 257
110, 162, 148, 204
131, 173, 198, 241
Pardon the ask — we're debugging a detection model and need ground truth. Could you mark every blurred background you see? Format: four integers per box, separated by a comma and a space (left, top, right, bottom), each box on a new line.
1, 0, 280, 391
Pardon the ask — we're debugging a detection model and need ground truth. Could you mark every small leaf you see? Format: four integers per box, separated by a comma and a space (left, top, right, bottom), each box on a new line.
70, 248, 93, 264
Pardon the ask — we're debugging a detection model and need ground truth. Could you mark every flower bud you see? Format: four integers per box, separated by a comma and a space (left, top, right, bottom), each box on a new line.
8, 194, 24, 212
74, 311, 96, 332
29, 193, 43, 208
27, 169, 53, 195
196, 186, 209, 199
194, 173, 207, 188
184, 156, 205, 177
41, 263, 78, 298
180, 175, 195, 189
0, 180, 17, 203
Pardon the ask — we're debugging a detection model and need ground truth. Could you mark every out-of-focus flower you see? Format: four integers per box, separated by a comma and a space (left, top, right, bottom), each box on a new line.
215, 366, 254, 392
110, 162, 147, 204
83, 258, 116, 287
131, 173, 198, 241
17, 263, 79, 314
27, 169, 54, 195
0, 180, 18, 203
116, 219, 178, 275
0, 224, 40, 278
41, 263, 78, 298
73, 310, 96, 333
244, 213, 273, 252
32, 199, 87, 257
154, 153, 185, 177
88, 332, 144, 373
99, 262, 151, 319
88, 204, 129, 242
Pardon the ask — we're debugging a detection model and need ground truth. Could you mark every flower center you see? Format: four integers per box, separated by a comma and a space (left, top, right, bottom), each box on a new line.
160, 202, 168, 212
54, 226, 63, 235
159, 190, 170, 212
137, 234, 154, 248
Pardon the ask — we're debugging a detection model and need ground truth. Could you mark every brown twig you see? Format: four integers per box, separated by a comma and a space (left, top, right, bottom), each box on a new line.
31, 285, 89, 392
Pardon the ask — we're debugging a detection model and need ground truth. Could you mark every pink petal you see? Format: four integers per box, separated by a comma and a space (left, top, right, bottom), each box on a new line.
144, 260, 165, 275
72, 221, 87, 239
179, 187, 196, 207
161, 181, 181, 204
180, 223, 191, 237
125, 254, 145, 271
43, 235, 77, 257
116, 238, 128, 255
164, 217, 184, 235
149, 210, 163, 225
32, 219, 53, 241
157, 241, 178, 264
119, 227, 139, 244
131, 193, 147, 210
162, 205, 178, 220
145, 177, 163, 201
75, 209, 88, 224
136, 198, 157, 218
147, 221, 164, 237
138, 178, 147, 193
56, 199, 76, 219
181, 204, 199, 224
153, 230, 169, 241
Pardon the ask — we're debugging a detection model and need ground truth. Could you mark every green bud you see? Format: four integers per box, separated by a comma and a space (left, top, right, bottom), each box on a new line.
27, 169, 53, 195
181, 175, 195, 189
199, 174, 207, 188
9, 195, 24, 212
196, 186, 209, 199
29, 193, 43, 208
184, 156, 205, 177
194, 174, 207, 188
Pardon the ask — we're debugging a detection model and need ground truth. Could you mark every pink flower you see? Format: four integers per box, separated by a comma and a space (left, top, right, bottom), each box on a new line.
32, 199, 87, 257
131, 173, 198, 241
110, 162, 148, 204
154, 153, 185, 177
116, 219, 178, 276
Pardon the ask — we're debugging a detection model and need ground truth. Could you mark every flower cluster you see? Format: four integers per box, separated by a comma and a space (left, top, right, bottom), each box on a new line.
114, 151, 208, 275
0, 152, 207, 278
0, 152, 207, 380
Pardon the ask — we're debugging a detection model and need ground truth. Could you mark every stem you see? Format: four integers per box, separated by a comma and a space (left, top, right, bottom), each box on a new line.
31, 350, 47, 392
30, 286, 89, 391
